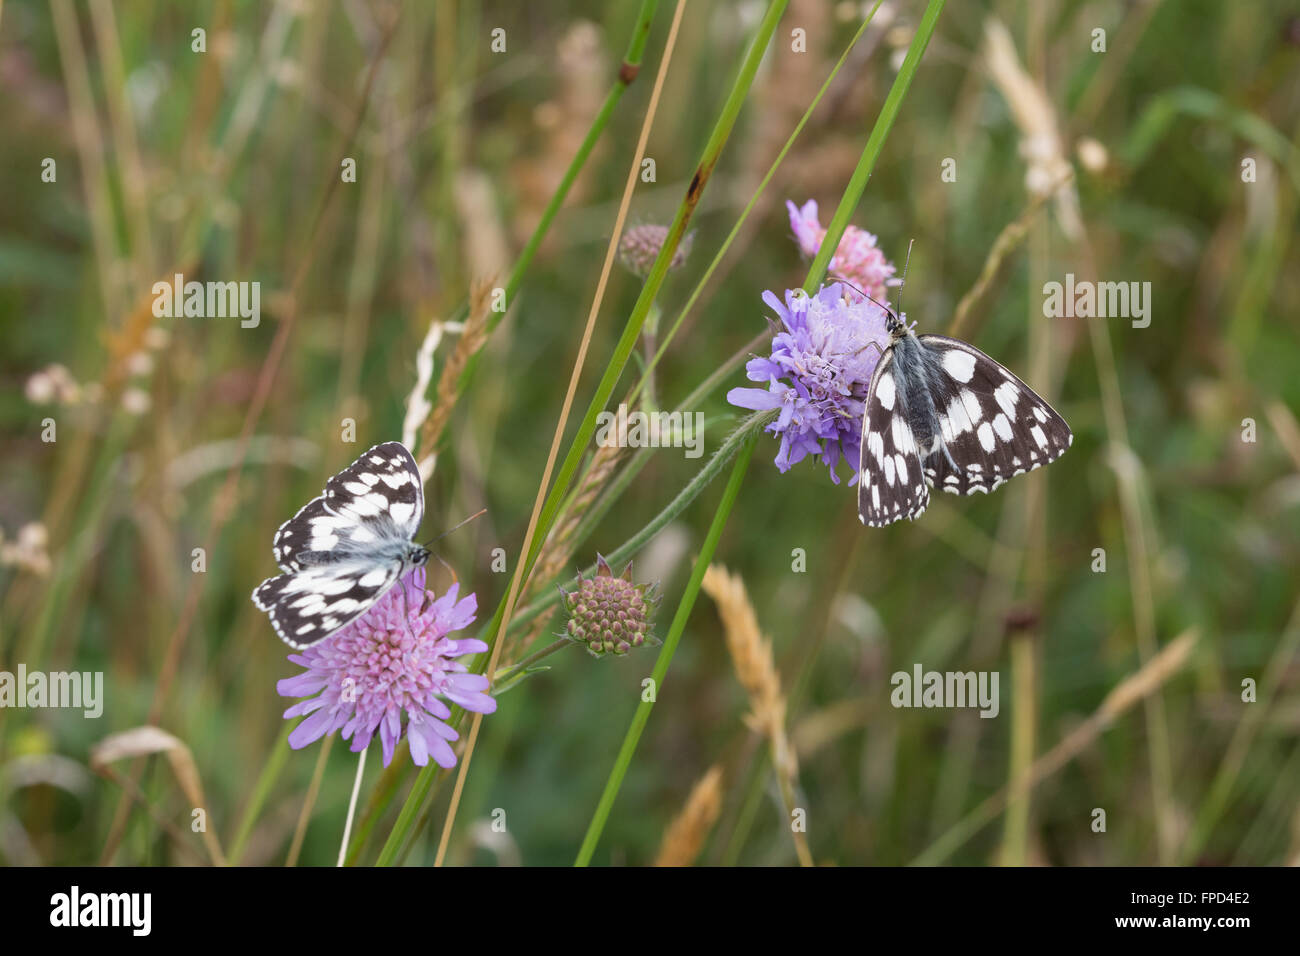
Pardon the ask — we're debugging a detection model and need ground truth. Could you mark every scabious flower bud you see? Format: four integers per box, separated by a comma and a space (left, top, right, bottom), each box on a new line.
560, 554, 658, 657
617, 224, 694, 279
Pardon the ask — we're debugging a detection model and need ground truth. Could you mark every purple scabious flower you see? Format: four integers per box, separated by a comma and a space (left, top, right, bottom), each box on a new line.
727, 283, 890, 483
277, 568, 495, 768
787, 199, 899, 302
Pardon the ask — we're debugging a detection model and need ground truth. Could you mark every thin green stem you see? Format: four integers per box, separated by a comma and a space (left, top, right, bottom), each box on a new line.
456, 0, 661, 363
227, 724, 293, 866
626, 4, 882, 409
805, 0, 947, 293
575, 431, 759, 866
488, 0, 657, 327
573, 0, 948, 867
641, 302, 662, 411
493, 638, 573, 690
508, 411, 773, 639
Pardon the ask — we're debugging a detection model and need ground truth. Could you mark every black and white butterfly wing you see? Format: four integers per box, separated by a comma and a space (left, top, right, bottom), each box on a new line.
322, 441, 424, 536
252, 561, 402, 648
857, 348, 931, 527
254, 441, 426, 649
916, 335, 1072, 496
270, 441, 423, 572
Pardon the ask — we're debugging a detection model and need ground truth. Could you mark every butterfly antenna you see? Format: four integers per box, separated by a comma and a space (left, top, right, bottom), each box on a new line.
419, 508, 485, 591
420, 508, 487, 550
832, 275, 898, 322
432, 550, 459, 585
896, 239, 914, 320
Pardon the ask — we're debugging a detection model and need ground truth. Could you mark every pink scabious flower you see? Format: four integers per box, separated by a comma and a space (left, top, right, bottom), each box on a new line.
727, 283, 890, 483
277, 568, 495, 768
786, 199, 899, 303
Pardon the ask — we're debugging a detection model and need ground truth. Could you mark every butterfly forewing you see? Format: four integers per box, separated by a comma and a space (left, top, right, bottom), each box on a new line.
857, 330, 1071, 528
916, 335, 1072, 496
270, 441, 423, 571
253, 441, 426, 649
323, 442, 424, 535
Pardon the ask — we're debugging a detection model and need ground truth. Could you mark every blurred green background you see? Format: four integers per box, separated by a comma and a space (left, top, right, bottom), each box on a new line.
1, 0, 1298, 866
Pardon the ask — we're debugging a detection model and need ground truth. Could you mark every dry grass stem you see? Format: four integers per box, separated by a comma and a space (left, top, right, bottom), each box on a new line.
509, 437, 627, 662
946, 169, 1074, 340
703, 563, 810, 866
415, 278, 493, 468
982, 17, 1081, 238
915, 630, 1198, 865
654, 765, 724, 867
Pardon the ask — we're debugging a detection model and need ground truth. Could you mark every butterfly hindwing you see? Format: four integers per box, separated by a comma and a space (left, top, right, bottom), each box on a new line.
916, 335, 1072, 496
253, 561, 401, 649
857, 348, 931, 527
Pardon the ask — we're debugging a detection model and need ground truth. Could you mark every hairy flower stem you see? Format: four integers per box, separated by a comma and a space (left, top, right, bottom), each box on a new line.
493, 638, 573, 692
508, 411, 775, 640
641, 302, 661, 412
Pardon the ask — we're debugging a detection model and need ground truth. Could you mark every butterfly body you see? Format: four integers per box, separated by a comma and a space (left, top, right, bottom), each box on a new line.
879, 329, 943, 456
857, 308, 1072, 527
252, 441, 428, 648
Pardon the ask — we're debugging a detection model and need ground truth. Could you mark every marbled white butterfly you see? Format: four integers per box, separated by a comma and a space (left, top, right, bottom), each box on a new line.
856, 299, 1072, 528
252, 441, 429, 648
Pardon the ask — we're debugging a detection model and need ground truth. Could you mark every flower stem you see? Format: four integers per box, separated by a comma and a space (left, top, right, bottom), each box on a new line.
338, 745, 368, 867
508, 411, 774, 639
492, 637, 573, 691
641, 302, 662, 412
575, 430, 759, 866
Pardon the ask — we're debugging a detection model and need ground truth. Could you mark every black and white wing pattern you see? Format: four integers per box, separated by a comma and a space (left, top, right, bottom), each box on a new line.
252, 441, 429, 648
916, 336, 1072, 497
857, 348, 931, 527
858, 332, 1071, 528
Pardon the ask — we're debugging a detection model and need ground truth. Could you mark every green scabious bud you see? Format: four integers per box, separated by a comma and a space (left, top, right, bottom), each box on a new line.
560, 554, 658, 658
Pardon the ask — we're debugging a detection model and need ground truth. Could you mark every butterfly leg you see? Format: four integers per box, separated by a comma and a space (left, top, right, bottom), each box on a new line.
398, 573, 419, 643
430, 550, 460, 585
